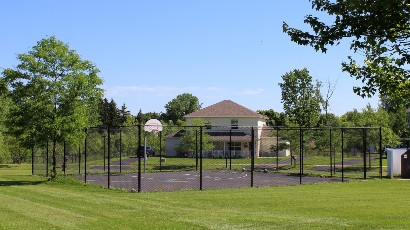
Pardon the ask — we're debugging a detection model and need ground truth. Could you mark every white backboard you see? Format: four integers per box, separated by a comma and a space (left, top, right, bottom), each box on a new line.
144, 119, 163, 133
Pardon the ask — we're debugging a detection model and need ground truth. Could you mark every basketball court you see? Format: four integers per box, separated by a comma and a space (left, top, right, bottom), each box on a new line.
82, 170, 343, 192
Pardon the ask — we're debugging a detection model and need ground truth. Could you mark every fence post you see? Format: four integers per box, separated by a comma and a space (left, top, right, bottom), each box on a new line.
138, 124, 142, 193
200, 126, 203, 190
330, 128, 333, 177
84, 130, 87, 183
333, 130, 336, 175
195, 130, 198, 171
229, 128, 232, 170
108, 127, 111, 189
120, 128, 122, 173
299, 127, 303, 185
379, 127, 383, 179
363, 128, 367, 180
276, 128, 279, 171
78, 146, 81, 175
302, 128, 304, 176
63, 141, 66, 175
31, 146, 34, 175
46, 142, 49, 178
251, 126, 255, 188
341, 128, 344, 182
159, 130, 162, 172
103, 134, 106, 172
225, 129, 228, 168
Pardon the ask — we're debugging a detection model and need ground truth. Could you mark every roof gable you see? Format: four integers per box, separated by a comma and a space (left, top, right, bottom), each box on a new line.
184, 100, 264, 118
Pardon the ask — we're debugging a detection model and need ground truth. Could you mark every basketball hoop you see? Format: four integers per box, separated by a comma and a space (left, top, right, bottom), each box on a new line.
151, 129, 159, 136
144, 119, 163, 133
142, 119, 163, 174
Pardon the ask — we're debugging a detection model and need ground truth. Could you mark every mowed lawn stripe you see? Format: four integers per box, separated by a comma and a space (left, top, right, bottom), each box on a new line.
0, 193, 93, 229
1, 173, 410, 229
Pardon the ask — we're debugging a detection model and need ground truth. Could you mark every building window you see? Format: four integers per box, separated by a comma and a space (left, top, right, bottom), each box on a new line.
231, 119, 238, 129
229, 142, 241, 150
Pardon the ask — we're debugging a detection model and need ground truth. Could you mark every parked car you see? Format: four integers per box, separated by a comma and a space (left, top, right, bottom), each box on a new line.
137, 146, 155, 157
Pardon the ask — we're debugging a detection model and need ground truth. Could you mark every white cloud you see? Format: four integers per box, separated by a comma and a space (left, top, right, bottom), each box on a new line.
115, 86, 178, 92
241, 88, 265, 95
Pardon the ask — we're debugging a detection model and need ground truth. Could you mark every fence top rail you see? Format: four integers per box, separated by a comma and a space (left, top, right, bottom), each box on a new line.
263, 126, 381, 130
88, 125, 381, 130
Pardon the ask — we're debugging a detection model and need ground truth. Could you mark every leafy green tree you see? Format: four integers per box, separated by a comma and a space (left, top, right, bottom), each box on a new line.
340, 105, 400, 148
308, 114, 342, 156
176, 119, 213, 157
0, 88, 12, 163
257, 109, 288, 126
107, 99, 120, 126
98, 98, 110, 127
283, 0, 410, 109
339, 109, 360, 127
119, 103, 132, 125
379, 95, 409, 138
143, 112, 160, 121
97, 100, 133, 157
162, 93, 202, 124
98, 98, 131, 128
136, 109, 145, 125
318, 113, 340, 127
1, 36, 103, 176
387, 107, 408, 139
279, 68, 323, 127
100, 98, 117, 127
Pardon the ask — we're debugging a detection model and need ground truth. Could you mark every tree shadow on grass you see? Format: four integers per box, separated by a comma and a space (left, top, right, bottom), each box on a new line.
0, 165, 12, 169
0, 180, 45, 186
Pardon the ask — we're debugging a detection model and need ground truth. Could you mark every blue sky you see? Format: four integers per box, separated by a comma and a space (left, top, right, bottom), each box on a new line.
0, 1, 378, 116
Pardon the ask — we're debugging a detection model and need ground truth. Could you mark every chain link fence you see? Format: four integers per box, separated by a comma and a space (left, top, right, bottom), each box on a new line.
32, 125, 383, 192
32, 141, 82, 177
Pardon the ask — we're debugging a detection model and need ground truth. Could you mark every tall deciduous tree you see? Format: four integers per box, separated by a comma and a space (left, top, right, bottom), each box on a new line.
279, 68, 323, 127
322, 77, 338, 126
0, 90, 11, 163
380, 95, 409, 138
340, 105, 400, 147
162, 93, 202, 124
283, 0, 410, 109
2, 36, 103, 176
176, 118, 213, 157
257, 109, 288, 126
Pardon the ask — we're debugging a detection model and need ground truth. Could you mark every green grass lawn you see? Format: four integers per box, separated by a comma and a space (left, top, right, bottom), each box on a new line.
1, 165, 410, 229
0, 164, 32, 176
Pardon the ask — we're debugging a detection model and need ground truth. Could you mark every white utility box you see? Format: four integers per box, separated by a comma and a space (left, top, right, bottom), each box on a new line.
386, 148, 408, 178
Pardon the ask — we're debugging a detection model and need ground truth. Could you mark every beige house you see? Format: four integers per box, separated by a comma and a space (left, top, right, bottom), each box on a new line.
166, 100, 290, 158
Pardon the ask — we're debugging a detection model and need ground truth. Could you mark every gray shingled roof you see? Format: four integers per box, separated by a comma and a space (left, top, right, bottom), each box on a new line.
184, 100, 265, 118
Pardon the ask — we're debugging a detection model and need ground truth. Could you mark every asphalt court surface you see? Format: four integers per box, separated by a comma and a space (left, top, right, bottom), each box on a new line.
82, 170, 343, 192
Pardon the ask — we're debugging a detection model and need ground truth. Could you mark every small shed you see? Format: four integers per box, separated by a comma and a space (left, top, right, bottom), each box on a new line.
386, 148, 409, 178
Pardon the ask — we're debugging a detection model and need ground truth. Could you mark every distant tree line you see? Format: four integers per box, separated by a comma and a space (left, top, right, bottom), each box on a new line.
0, 33, 408, 170
95, 92, 201, 128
